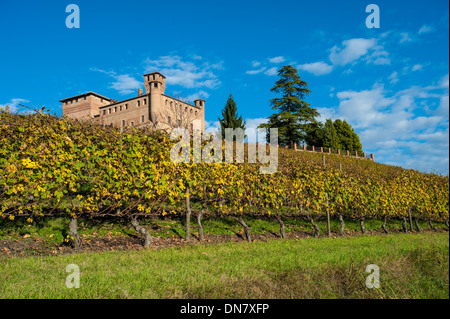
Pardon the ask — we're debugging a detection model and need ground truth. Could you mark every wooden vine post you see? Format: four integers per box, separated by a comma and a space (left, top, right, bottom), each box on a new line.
323, 155, 331, 237
185, 187, 192, 241
408, 208, 413, 232
326, 192, 331, 237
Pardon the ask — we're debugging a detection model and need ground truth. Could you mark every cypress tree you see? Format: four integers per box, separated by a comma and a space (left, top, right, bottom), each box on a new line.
323, 118, 340, 150
218, 94, 246, 139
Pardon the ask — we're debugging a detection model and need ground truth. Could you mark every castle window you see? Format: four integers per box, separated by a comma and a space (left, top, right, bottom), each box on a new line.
170, 102, 173, 109
114, 107, 117, 113
185, 107, 188, 112
137, 100, 140, 107
190, 109, 193, 114
103, 110, 106, 115
122, 120, 126, 127
141, 115, 145, 123
108, 109, 111, 114
153, 74, 155, 80
119, 105, 123, 111
154, 83, 157, 88
165, 100, 168, 105
125, 104, 128, 110
190, 123, 193, 131
168, 116, 171, 124
144, 99, 147, 105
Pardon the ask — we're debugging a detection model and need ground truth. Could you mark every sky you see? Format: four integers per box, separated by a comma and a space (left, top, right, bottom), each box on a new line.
0, 0, 448, 174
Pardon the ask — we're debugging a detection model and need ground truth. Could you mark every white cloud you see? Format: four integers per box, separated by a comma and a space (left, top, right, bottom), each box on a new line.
205, 117, 269, 143
110, 74, 141, 95
184, 90, 210, 103
329, 38, 377, 66
91, 68, 141, 95
245, 61, 278, 76
439, 74, 449, 89
246, 67, 267, 75
336, 85, 396, 128
204, 120, 220, 134
399, 32, 414, 43
437, 94, 449, 117
0, 98, 30, 113
315, 106, 337, 123
264, 67, 278, 76
329, 79, 449, 174
297, 61, 333, 75
244, 118, 268, 143
144, 55, 222, 89
364, 45, 390, 65
411, 64, 423, 71
268, 56, 286, 64
418, 24, 435, 34
389, 71, 399, 84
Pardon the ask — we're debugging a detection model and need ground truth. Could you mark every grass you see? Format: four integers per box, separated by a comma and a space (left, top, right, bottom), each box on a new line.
0, 214, 446, 243
0, 232, 448, 299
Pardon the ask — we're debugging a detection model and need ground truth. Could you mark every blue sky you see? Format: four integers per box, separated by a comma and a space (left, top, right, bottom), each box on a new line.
0, 0, 448, 174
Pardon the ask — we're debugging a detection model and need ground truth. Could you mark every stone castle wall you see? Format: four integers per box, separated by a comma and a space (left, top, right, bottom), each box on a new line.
60, 72, 205, 132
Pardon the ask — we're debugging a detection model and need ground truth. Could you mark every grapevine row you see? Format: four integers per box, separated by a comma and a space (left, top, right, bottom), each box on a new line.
0, 110, 448, 246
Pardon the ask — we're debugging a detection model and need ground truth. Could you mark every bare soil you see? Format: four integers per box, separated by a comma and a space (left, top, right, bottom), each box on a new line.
0, 227, 446, 258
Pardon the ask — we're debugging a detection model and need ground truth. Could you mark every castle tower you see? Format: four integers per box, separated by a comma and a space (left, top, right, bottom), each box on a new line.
60, 92, 111, 120
194, 99, 205, 132
144, 72, 166, 124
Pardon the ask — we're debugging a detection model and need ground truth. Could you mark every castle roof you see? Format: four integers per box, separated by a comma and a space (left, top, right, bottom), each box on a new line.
59, 92, 111, 103
143, 71, 166, 78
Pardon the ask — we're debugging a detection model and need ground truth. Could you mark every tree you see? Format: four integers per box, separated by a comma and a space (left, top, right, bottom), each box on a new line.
303, 120, 325, 147
258, 65, 319, 148
218, 94, 246, 139
154, 95, 197, 132
323, 119, 340, 150
303, 118, 363, 152
333, 119, 362, 153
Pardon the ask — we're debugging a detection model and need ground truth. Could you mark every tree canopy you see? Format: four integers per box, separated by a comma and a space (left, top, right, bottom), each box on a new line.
258, 65, 319, 147
304, 118, 363, 153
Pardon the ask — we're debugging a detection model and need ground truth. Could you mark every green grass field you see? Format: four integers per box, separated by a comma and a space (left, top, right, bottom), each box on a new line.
1, 232, 448, 299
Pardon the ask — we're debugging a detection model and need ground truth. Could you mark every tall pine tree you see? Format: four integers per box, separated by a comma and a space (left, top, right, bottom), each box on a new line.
259, 65, 319, 148
218, 94, 246, 139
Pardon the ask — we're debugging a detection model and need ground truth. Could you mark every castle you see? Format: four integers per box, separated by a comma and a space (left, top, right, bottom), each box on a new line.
60, 72, 205, 131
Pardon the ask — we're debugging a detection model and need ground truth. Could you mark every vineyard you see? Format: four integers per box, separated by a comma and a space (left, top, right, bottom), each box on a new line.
0, 109, 448, 249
